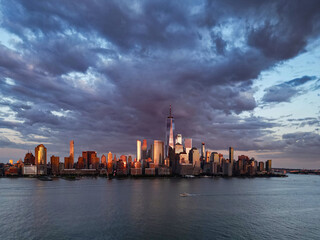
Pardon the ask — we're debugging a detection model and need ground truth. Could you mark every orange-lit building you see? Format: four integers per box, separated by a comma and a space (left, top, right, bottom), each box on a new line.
64, 156, 74, 169
82, 151, 97, 169
142, 139, 147, 159
5, 166, 19, 176
35, 144, 47, 175
153, 140, 164, 166
91, 156, 100, 169
116, 160, 127, 176
107, 152, 113, 163
107, 161, 113, 175
77, 156, 84, 169
51, 155, 60, 175
120, 155, 127, 162
101, 154, 107, 168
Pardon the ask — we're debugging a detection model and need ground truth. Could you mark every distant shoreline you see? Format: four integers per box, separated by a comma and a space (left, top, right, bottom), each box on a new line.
0, 172, 288, 179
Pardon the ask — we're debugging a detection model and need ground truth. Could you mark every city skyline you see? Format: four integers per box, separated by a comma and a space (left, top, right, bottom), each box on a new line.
0, 1, 320, 168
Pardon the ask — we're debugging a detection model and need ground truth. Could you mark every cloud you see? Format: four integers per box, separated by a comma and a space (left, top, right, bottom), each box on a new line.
0, 0, 319, 166
282, 132, 320, 157
262, 76, 317, 103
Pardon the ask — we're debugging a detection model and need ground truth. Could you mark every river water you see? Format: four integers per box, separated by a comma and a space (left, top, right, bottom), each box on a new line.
0, 175, 319, 240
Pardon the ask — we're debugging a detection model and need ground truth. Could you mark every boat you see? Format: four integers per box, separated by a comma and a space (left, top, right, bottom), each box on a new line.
180, 193, 191, 197
62, 176, 80, 181
38, 176, 53, 181
184, 175, 195, 178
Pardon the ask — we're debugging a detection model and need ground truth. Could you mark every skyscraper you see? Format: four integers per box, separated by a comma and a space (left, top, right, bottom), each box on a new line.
137, 140, 141, 162
190, 148, 200, 167
65, 140, 75, 169
266, 159, 272, 172
35, 144, 47, 175
108, 152, 113, 163
101, 154, 107, 168
229, 147, 234, 164
165, 105, 174, 157
205, 151, 211, 163
82, 151, 97, 169
51, 155, 59, 175
153, 140, 164, 166
201, 142, 205, 159
142, 139, 147, 159
70, 140, 74, 164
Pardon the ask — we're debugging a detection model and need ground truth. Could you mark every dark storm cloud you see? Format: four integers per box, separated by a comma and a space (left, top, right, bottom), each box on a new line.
262, 76, 317, 103
0, 0, 320, 164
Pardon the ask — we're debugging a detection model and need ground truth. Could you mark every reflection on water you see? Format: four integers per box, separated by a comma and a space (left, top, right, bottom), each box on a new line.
0, 175, 320, 240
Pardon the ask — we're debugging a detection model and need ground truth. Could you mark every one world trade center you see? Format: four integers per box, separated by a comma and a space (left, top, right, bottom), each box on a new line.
165, 105, 175, 158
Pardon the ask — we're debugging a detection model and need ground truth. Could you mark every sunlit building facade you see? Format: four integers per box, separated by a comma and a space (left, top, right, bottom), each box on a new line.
82, 151, 97, 169
266, 160, 272, 172
51, 155, 60, 175
153, 140, 164, 166
70, 140, 74, 165
35, 144, 47, 175
108, 152, 113, 163
137, 140, 141, 162
101, 154, 107, 168
229, 147, 234, 164
142, 139, 147, 160
201, 142, 205, 159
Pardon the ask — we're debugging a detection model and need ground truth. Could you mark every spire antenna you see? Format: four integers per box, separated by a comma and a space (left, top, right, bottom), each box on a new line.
169, 104, 172, 117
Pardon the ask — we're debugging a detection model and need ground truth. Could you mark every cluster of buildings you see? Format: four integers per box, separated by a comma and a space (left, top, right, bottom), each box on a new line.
0, 106, 273, 177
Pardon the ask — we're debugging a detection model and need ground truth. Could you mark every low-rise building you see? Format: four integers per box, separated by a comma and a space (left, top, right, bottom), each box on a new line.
22, 165, 37, 176
145, 168, 156, 176
131, 168, 142, 176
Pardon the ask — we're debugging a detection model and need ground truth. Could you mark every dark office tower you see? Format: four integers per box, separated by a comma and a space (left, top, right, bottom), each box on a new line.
128, 155, 133, 167
35, 144, 47, 175
165, 105, 175, 158
24, 152, 35, 165
229, 147, 234, 164
51, 155, 60, 176
201, 143, 205, 158
258, 161, 264, 172
142, 139, 148, 160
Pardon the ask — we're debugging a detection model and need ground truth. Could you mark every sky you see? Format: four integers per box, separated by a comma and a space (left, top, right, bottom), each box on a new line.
0, 0, 319, 168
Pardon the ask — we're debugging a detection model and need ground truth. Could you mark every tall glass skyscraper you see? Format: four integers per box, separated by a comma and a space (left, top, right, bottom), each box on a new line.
165, 105, 175, 157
